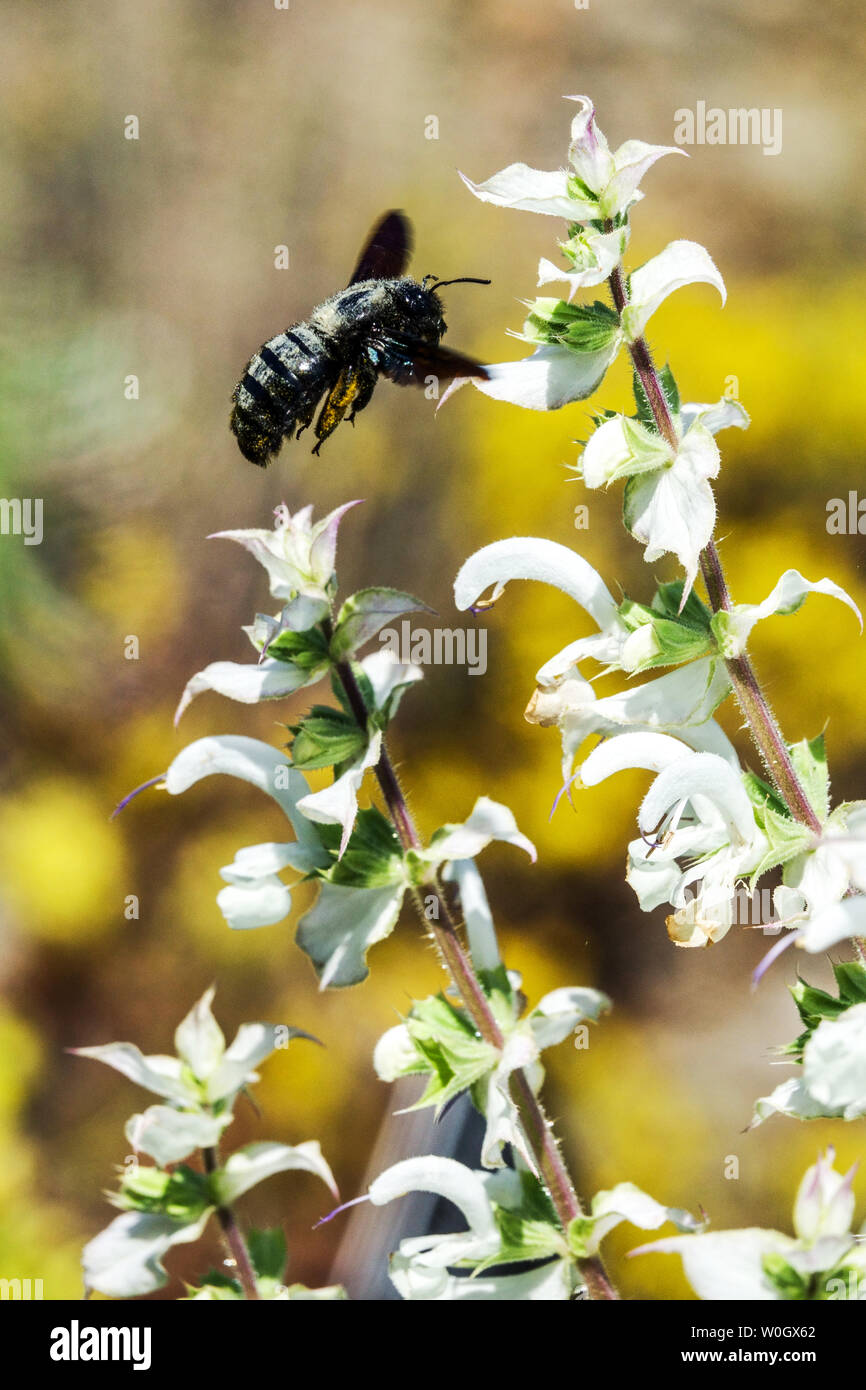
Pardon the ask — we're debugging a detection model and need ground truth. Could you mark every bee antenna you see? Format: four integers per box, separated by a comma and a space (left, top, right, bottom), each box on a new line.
427, 276, 492, 291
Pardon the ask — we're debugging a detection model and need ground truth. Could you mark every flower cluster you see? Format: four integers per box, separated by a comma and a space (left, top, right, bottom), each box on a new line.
634, 1150, 866, 1301
90, 95, 866, 1304
450, 97, 866, 976
74, 988, 340, 1299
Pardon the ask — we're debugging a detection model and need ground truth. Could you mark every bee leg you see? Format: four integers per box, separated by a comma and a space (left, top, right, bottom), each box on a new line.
293, 392, 319, 440
346, 356, 378, 425
312, 364, 365, 454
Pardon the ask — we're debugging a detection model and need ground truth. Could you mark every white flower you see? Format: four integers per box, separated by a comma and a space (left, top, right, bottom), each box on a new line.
537, 225, 630, 299
161, 735, 330, 932
72, 986, 291, 1109
212, 500, 360, 604
582, 395, 747, 596
713, 568, 862, 661
793, 1149, 858, 1242
632, 1150, 863, 1300
769, 803, 866, 955
174, 654, 328, 725
375, 980, 609, 1168
580, 734, 766, 947
455, 537, 629, 674
441, 243, 723, 415
454, 537, 734, 786
83, 1209, 214, 1300
530, 659, 736, 791
296, 794, 536, 990
459, 95, 684, 224
620, 241, 726, 343
367, 1158, 576, 1301
297, 731, 383, 858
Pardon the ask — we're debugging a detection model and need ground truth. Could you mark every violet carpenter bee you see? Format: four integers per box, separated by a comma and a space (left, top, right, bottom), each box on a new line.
230, 210, 490, 465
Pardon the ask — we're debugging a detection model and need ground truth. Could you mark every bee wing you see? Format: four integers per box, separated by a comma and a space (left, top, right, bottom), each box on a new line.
348, 211, 413, 285
370, 335, 490, 386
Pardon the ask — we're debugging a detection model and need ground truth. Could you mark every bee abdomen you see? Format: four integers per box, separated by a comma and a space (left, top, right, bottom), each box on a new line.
230, 323, 331, 466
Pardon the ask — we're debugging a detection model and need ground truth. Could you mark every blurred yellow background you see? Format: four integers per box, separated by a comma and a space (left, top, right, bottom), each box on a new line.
1, 0, 865, 1300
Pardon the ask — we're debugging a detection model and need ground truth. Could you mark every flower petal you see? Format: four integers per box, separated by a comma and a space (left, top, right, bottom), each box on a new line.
680, 398, 750, 436
125, 1107, 230, 1166
214, 1140, 338, 1205
622, 240, 726, 342
369, 1156, 500, 1259
454, 537, 620, 633
565, 94, 615, 192
623, 433, 718, 594
70, 1042, 190, 1102
217, 877, 293, 930
174, 987, 225, 1079
631, 1229, 795, 1300
530, 986, 611, 1049
163, 735, 327, 860
638, 751, 757, 845
719, 570, 863, 658
296, 732, 382, 857
295, 880, 406, 988
175, 658, 321, 723
580, 731, 692, 785
796, 894, 866, 953
440, 340, 621, 413
424, 796, 536, 864
601, 140, 687, 219
442, 858, 502, 972
458, 164, 592, 220
802, 1003, 866, 1115
82, 1209, 213, 1299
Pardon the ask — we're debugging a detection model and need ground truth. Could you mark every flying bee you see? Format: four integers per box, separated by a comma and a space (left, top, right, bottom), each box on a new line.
230, 210, 490, 465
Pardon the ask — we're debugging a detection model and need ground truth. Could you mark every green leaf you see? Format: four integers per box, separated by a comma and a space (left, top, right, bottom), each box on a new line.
330, 587, 432, 662
632, 363, 680, 433
761, 1252, 811, 1300
789, 734, 830, 824
833, 962, 866, 1004
567, 1214, 594, 1259
116, 1164, 213, 1222
404, 994, 499, 1115
790, 978, 851, 1028
567, 173, 599, 204
185, 1270, 242, 1300
742, 770, 790, 824
523, 299, 619, 353
247, 1227, 288, 1282
748, 804, 813, 887
316, 807, 406, 888
288, 707, 367, 771
651, 580, 713, 632
263, 624, 331, 671
617, 598, 714, 671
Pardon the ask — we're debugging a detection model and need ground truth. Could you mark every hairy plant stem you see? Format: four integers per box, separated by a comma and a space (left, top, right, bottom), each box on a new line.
203, 1145, 260, 1299
330, 646, 618, 1299
607, 259, 821, 835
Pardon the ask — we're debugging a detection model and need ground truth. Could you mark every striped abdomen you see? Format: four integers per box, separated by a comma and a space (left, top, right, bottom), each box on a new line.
231, 325, 333, 467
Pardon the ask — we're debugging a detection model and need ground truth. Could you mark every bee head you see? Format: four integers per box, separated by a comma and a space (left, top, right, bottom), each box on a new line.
394, 279, 445, 337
